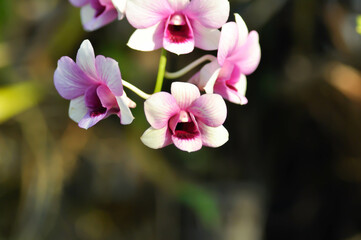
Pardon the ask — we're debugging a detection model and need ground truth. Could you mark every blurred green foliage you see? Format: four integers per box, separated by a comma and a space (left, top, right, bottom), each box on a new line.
0, 82, 44, 123
357, 15, 361, 35
0, 0, 12, 36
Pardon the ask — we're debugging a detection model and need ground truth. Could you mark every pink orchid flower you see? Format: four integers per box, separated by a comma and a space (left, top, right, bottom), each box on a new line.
54, 40, 135, 129
126, 0, 230, 55
190, 14, 261, 105
141, 82, 229, 152
69, 0, 126, 31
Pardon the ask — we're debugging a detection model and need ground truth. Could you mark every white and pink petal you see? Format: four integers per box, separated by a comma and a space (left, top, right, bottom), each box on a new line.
76, 40, 98, 81
54, 56, 93, 100
126, 0, 173, 29
127, 22, 165, 52
80, 5, 118, 31
79, 4, 96, 30
144, 92, 180, 129
192, 20, 220, 51
95, 55, 123, 96
234, 13, 249, 46
217, 22, 239, 66
198, 60, 221, 93
116, 94, 135, 125
68, 95, 87, 123
78, 111, 107, 129
168, 0, 189, 11
188, 94, 227, 127
171, 134, 203, 152
232, 74, 248, 105
230, 31, 261, 75
171, 82, 200, 109
69, 0, 89, 7
185, 0, 229, 29
111, 0, 126, 19
213, 74, 248, 105
120, 91, 136, 109
97, 84, 118, 109
198, 122, 229, 148
141, 126, 172, 149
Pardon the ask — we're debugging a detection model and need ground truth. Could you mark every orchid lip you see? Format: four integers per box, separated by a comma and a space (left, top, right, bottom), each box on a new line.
226, 81, 238, 92
90, 107, 106, 117
95, 7, 106, 17
86, 84, 120, 118
165, 14, 192, 44
90, 0, 106, 17
170, 111, 200, 140
174, 121, 200, 140
88, 95, 107, 117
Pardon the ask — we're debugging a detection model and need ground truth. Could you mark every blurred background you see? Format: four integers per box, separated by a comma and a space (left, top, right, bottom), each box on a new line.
1, 0, 361, 239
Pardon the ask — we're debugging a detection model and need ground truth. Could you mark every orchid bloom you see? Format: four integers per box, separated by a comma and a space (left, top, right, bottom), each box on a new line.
141, 82, 228, 152
69, 0, 126, 31
54, 40, 135, 129
126, 0, 230, 55
190, 14, 261, 105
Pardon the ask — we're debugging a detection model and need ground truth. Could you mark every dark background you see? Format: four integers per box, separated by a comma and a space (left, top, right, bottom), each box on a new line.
0, 0, 361, 239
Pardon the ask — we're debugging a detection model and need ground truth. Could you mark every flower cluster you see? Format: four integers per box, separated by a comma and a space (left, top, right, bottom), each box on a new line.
55, 0, 261, 152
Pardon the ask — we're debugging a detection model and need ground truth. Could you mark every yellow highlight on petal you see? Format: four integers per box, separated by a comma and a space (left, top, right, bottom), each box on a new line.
0, 82, 43, 124
356, 15, 361, 35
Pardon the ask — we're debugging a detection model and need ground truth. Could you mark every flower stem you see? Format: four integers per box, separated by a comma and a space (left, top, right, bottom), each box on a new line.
122, 80, 151, 99
164, 54, 217, 79
154, 48, 167, 93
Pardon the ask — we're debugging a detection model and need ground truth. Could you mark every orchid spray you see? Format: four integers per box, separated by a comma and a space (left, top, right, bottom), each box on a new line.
55, 0, 261, 152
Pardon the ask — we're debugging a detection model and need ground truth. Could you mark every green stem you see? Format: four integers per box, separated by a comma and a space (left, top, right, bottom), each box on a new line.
122, 79, 151, 99
154, 48, 167, 93
164, 54, 217, 79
